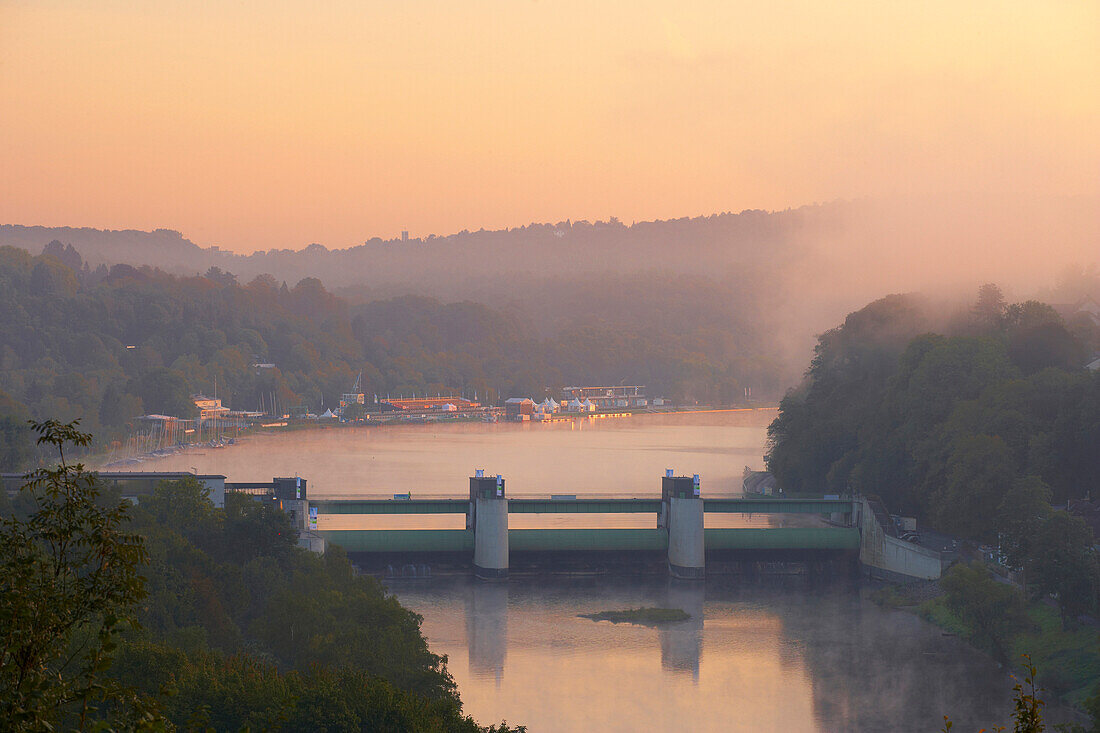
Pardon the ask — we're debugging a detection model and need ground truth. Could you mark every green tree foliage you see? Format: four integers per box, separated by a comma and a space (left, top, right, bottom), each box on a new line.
995, 476, 1053, 576
130, 368, 196, 419
973, 282, 1007, 331
0, 390, 34, 469
0, 422, 523, 731
766, 293, 931, 495
342, 401, 368, 421
933, 435, 1015, 541
940, 563, 1027, 665
1004, 301, 1084, 375
768, 284, 1100, 649
1028, 512, 1100, 628
112, 476, 523, 730
0, 420, 156, 730
768, 284, 1100, 516
0, 244, 790, 470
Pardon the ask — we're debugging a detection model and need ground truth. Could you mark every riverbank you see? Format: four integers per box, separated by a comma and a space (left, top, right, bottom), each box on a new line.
870, 579, 1100, 711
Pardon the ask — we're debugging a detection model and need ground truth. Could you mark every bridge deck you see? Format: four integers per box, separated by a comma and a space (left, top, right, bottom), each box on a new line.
321, 527, 860, 553
309, 497, 853, 515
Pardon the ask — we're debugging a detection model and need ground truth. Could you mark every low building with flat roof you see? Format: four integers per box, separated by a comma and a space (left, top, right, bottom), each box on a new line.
504, 397, 535, 420
380, 396, 480, 412
560, 385, 647, 409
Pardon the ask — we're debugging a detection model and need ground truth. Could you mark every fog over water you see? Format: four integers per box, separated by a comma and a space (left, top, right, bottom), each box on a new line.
141, 409, 779, 530
126, 405, 1073, 730
142, 410, 773, 494
395, 577, 1029, 733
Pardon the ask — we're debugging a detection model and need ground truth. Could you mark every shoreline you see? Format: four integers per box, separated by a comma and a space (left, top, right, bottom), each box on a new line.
868, 578, 1097, 718
93, 405, 779, 471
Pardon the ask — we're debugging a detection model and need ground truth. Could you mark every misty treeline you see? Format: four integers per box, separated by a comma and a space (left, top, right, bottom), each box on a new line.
0, 242, 789, 469
768, 284, 1100, 511
0, 207, 814, 290
768, 287, 1100, 617
0, 421, 522, 731
770, 287, 1100, 712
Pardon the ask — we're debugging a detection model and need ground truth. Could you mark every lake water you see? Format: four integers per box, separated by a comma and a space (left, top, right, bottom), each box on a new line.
142, 409, 1046, 731
143, 409, 773, 497
394, 576, 1015, 733
144, 409, 784, 530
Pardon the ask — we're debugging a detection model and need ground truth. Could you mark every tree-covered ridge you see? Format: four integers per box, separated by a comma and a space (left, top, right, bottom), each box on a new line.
767, 287, 1100, 624
115, 480, 513, 730
0, 206, 814, 289
767, 287, 1099, 511
0, 244, 787, 469
0, 421, 521, 731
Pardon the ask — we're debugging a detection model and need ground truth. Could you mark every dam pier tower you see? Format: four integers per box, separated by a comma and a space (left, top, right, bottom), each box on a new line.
470, 473, 509, 579
661, 473, 705, 579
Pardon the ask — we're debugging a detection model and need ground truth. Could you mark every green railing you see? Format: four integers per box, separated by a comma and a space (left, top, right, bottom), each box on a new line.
320, 526, 859, 553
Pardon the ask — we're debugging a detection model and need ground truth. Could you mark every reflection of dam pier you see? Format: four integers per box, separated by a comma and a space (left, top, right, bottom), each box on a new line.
304, 474, 869, 579
456, 578, 708, 686
465, 581, 508, 684
659, 582, 705, 678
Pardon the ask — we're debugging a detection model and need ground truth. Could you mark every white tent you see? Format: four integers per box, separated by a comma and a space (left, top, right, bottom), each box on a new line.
568, 398, 585, 411
320, 408, 336, 419
581, 398, 596, 412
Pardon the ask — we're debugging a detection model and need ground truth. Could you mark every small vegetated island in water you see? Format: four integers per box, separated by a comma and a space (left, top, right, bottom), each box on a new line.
579, 607, 691, 626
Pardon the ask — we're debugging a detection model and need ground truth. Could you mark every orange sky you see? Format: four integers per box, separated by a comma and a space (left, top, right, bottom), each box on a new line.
1, 1, 1097, 253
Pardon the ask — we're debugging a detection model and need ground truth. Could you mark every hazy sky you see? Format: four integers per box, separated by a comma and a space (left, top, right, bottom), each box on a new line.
2, 1, 1097, 253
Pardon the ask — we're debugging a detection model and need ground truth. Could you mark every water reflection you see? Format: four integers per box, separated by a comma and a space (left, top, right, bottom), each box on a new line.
465, 581, 507, 684
658, 582, 704, 678
136, 410, 773, 496
393, 576, 1055, 732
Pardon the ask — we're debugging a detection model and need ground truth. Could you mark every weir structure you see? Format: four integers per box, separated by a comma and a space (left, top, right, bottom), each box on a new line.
659, 474, 705, 579
469, 474, 509, 579
301, 472, 876, 579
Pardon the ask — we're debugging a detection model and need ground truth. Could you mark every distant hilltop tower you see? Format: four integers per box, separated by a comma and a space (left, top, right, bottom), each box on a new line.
401, 230, 409, 242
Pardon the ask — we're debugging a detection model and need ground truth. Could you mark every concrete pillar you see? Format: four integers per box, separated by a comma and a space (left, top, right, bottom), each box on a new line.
663, 474, 705, 579
668, 497, 705, 579
471, 474, 509, 579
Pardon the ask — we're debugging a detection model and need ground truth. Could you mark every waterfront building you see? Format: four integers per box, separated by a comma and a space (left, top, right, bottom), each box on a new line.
561, 385, 647, 409
192, 394, 230, 421
504, 397, 535, 420
380, 396, 480, 412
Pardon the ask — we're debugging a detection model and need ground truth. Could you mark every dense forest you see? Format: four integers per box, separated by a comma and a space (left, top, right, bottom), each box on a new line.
767, 287, 1100, 706
767, 287, 1100, 621
3, 197, 1096, 300
0, 207, 819, 289
0, 243, 787, 470
767, 285, 1100, 517
0, 421, 520, 731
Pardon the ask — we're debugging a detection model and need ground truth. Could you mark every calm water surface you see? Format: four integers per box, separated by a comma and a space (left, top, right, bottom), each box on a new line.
393, 576, 1016, 733
143, 410, 771, 497
145, 410, 779, 530
144, 410, 1043, 730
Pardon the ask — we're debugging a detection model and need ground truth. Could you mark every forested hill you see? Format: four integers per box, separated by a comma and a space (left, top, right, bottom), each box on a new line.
0, 206, 819, 290
0, 245, 787, 469
766, 287, 1100, 522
